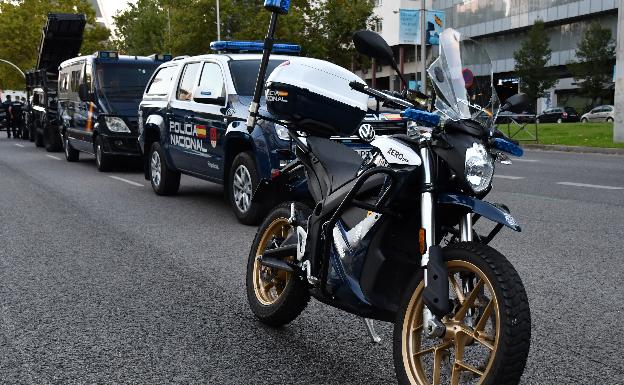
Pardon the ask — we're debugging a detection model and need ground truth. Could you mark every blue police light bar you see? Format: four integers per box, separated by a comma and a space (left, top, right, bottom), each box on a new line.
264, 0, 290, 14
96, 51, 119, 60
210, 41, 301, 54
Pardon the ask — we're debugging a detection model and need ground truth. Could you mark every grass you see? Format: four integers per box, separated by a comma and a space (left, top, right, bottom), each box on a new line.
500, 121, 624, 149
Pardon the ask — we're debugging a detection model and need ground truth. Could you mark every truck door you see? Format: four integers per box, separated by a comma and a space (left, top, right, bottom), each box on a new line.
168, 62, 202, 172
188, 61, 228, 179
67, 60, 91, 151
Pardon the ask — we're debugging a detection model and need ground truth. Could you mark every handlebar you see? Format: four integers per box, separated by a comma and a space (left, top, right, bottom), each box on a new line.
349, 81, 414, 109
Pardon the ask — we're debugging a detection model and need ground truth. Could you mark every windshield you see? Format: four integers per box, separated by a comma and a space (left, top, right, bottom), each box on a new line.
428, 29, 499, 128
229, 60, 285, 96
95, 62, 160, 114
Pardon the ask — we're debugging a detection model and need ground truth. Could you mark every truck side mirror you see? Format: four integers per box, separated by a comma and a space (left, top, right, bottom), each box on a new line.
78, 84, 90, 102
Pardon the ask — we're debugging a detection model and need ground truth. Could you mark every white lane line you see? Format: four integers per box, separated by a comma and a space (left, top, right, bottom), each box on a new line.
494, 175, 525, 180
557, 182, 623, 190
108, 175, 144, 187
14, 143, 24, 148
46, 155, 61, 160
512, 158, 538, 163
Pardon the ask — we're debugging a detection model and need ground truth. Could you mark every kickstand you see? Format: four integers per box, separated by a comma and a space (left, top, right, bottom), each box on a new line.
362, 318, 382, 344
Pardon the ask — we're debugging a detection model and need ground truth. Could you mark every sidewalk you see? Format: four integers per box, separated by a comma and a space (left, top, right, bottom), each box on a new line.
523, 143, 624, 155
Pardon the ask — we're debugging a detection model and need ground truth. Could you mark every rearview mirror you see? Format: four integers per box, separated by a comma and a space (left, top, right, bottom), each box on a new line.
353, 30, 396, 66
501, 93, 530, 114
193, 87, 226, 106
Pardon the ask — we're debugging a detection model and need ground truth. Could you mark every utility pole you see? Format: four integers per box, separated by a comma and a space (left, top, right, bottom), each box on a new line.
615, 0, 623, 143
420, 0, 427, 94
216, 0, 221, 41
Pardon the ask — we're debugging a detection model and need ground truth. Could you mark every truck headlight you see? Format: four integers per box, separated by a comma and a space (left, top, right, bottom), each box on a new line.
105, 116, 131, 133
275, 124, 290, 141
465, 143, 494, 193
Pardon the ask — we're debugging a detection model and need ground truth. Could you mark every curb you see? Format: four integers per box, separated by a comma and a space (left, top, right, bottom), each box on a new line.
523, 144, 624, 155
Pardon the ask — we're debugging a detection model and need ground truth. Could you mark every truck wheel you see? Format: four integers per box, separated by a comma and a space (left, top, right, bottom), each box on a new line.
34, 122, 44, 147
95, 136, 113, 172
64, 134, 79, 162
44, 126, 62, 152
149, 142, 180, 195
229, 152, 265, 225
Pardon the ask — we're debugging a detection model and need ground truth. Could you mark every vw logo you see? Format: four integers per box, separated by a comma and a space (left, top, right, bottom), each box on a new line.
358, 123, 375, 142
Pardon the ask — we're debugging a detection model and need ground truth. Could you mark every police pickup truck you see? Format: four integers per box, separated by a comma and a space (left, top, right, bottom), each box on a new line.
139, 41, 405, 225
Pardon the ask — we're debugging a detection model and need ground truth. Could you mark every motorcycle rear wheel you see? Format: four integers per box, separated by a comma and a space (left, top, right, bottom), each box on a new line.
246, 203, 310, 327
394, 242, 530, 385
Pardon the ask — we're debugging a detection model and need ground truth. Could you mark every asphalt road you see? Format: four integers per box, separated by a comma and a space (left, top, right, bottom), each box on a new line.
0, 137, 623, 384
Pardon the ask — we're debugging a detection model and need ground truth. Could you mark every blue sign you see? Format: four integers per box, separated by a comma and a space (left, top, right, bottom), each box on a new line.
399, 9, 420, 44
399, 9, 445, 45
425, 11, 445, 45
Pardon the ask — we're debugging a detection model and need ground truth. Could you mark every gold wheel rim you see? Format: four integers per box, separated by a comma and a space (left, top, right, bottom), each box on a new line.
252, 218, 293, 306
402, 260, 500, 385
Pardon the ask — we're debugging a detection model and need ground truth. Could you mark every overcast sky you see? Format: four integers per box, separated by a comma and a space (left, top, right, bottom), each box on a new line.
99, 0, 135, 30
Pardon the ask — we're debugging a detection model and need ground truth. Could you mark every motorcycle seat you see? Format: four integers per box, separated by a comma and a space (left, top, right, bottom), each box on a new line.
306, 136, 364, 196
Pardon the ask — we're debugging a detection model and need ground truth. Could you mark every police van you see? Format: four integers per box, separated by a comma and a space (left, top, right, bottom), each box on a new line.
139, 41, 406, 225
59, 51, 171, 170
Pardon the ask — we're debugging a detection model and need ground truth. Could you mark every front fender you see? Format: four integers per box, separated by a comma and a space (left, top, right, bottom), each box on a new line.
438, 193, 521, 232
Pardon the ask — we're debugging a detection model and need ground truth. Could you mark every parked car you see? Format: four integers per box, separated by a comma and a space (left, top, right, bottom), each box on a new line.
581, 105, 615, 123
495, 110, 535, 124
138, 41, 406, 225
536, 107, 579, 124
59, 51, 169, 170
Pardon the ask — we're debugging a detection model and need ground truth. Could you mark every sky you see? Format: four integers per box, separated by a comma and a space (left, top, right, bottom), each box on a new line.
98, 0, 136, 31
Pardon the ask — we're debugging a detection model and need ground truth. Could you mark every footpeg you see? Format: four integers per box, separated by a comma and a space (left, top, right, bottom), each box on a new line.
362, 318, 382, 344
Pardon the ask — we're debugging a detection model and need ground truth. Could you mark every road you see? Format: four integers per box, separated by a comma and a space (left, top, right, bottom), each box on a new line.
0, 137, 623, 384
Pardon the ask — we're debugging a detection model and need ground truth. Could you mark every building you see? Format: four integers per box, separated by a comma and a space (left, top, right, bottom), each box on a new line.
358, 0, 620, 113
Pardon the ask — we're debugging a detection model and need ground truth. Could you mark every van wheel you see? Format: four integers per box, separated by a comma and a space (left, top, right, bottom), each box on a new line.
149, 142, 180, 195
95, 136, 113, 172
229, 152, 265, 225
64, 135, 79, 162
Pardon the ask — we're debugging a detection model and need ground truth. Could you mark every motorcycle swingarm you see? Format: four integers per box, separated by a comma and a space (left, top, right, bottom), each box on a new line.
438, 193, 521, 232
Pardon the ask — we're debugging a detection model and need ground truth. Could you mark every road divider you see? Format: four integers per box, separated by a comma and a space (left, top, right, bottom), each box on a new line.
108, 175, 144, 187
557, 182, 623, 190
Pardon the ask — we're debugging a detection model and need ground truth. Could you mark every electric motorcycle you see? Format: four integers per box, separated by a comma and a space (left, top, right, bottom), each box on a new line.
244, 4, 531, 384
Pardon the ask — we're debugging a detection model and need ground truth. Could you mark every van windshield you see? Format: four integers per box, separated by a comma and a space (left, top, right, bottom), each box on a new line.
229, 59, 286, 96
95, 62, 160, 114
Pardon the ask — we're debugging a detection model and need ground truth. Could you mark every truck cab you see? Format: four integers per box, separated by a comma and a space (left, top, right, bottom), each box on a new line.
59, 52, 168, 170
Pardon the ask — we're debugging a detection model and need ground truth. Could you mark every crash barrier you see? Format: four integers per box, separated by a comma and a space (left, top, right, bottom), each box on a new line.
500, 114, 539, 143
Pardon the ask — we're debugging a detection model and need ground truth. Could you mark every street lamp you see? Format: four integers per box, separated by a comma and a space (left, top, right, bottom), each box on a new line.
216, 0, 221, 41
0, 59, 25, 79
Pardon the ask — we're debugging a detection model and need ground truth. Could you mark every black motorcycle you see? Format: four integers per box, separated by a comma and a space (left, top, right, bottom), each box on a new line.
245, 3, 531, 384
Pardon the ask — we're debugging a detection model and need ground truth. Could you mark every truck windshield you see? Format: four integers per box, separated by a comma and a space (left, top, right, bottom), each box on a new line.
95, 62, 160, 113
229, 60, 286, 96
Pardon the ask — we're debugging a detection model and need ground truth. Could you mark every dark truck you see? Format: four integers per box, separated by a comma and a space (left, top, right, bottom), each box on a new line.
25, 13, 86, 151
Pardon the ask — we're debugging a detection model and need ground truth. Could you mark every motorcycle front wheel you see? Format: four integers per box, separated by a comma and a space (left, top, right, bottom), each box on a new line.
246, 203, 310, 327
394, 242, 530, 385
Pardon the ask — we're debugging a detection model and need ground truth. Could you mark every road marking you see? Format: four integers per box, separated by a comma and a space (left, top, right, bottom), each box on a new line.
14, 143, 24, 148
494, 175, 525, 180
108, 175, 144, 187
46, 155, 61, 160
557, 182, 623, 190
512, 158, 538, 163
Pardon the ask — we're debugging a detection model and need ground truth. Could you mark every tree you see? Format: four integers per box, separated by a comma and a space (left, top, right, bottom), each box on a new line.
569, 21, 616, 107
513, 20, 557, 109
113, 0, 376, 68
0, 0, 112, 90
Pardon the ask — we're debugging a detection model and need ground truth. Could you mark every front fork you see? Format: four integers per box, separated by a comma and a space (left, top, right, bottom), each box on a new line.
420, 146, 474, 338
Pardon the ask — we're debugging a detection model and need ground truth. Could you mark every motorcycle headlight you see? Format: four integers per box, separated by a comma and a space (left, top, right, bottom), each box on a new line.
275, 124, 289, 141
465, 143, 494, 193
104, 116, 131, 133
